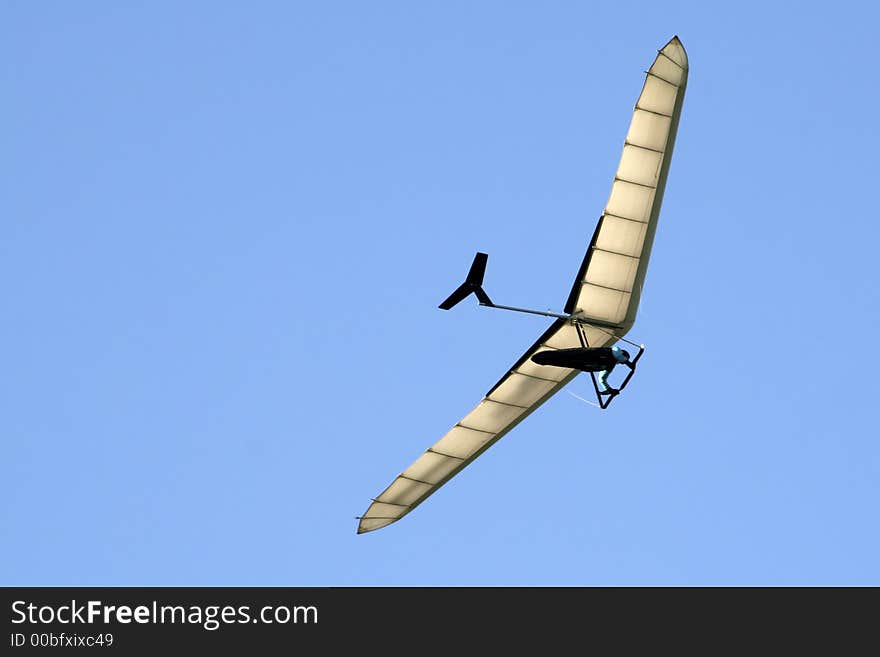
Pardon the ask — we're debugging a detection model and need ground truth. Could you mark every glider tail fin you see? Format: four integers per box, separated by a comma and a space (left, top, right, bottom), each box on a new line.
438, 252, 494, 310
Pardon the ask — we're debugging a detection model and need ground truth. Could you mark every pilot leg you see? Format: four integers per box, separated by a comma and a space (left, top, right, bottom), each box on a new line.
601, 366, 622, 395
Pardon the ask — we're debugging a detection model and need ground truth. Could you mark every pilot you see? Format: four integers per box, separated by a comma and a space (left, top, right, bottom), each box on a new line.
597, 346, 632, 394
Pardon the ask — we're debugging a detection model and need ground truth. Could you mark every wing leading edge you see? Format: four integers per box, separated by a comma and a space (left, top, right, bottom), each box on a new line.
357, 36, 688, 534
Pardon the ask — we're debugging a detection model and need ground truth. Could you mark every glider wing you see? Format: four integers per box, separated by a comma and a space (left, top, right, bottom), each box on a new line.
357, 36, 688, 534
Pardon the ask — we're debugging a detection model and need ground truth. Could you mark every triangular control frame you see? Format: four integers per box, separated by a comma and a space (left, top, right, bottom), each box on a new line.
574, 322, 645, 409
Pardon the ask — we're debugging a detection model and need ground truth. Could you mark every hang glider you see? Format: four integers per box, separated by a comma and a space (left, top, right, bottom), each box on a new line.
357, 36, 688, 534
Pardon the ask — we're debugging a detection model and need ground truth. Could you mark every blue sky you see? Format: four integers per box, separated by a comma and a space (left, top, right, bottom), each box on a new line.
3, 2, 878, 585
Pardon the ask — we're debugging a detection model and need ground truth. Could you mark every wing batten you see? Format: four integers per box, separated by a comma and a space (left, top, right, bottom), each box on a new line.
645, 70, 681, 87
594, 247, 640, 260
427, 449, 465, 460
455, 424, 494, 435
357, 37, 687, 534
625, 141, 664, 154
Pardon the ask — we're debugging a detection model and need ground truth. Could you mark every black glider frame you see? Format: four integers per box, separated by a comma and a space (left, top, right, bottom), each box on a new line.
574, 322, 645, 409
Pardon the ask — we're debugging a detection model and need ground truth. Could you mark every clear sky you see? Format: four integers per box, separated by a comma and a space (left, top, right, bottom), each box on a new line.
3, 2, 878, 585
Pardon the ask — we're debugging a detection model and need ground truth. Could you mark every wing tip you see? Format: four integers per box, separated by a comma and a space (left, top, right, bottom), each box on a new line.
661, 35, 688, 69
356, 516, 398, 534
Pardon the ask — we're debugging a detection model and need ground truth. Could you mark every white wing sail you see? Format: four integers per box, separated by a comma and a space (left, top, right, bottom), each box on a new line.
566, 36, 688, 330
358, 36, 688, 534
